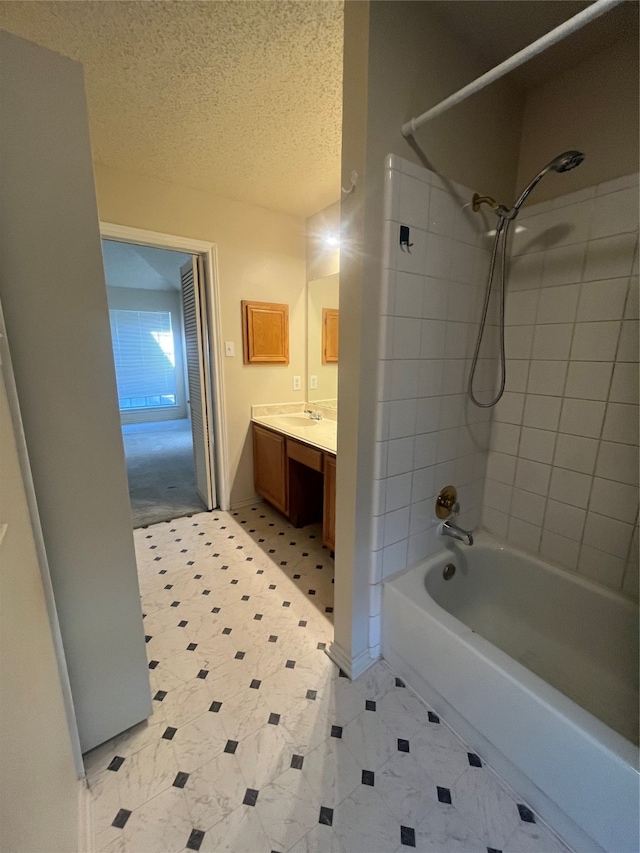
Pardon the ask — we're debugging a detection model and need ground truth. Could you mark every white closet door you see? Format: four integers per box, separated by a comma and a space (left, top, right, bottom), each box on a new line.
181, 258, 215, 509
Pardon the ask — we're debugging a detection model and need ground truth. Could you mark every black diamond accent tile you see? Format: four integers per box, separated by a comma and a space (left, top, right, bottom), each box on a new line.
428, 711, 440, 723
224, 740, 238, 754
487, 848, 502, 853
254, 614, 263, 621
338, 669, 348, 678
230, 579, 239, 585
173, 771, 190, 788
268, 713, 280, 725
162, 727, 177, 740
365, 700, 376, 711
154, 557, 162, 561
302, 551, 308, 556
269, 549, 275, 553
164, 584, 173, 590
186, 829, 205, 851
181, 548, 187, 553
319, 806, 333, 826
187, 643, 198, 651
395, 678, 406, 688
144, 635, 152, 643
222, 627, 232, 635
107, 756, 125, 772
202, 589, 210, 595
250, 679, 261, 689
221, 565, 228, 570
308, 589, 316, 595
285, 660, 296, 669
257, 569, 264, 574
154, 691, 167, 702
298, 620, 307, 628
243, 788, 259, 806
400, 826, 416, 847
315, 563, 322, 568
111, 809, 131, 829
194, 574, 202, 580
197, 669, 209, 680
178, 620, 188, 627
148, 660, 159, 669
437, 786, 452, 804
282, 601, 291, 607
268, 635, 278, 643
293, 573, 300, 579
398, 738, 410, 753
362, 769, 375, 786
241, 595, 250, 601
325, 606, 334, 613
291, 754, 304, 770
517, 804, 536, 823
171, 601, 180, 607
209, 701, 222, 713
269, 584, 276, 590
468, 752, 482, 767
306, 689, 317, 701
330, 725, 342, 739
212, 607, 221, 614
317, 642, 326, 650
235, 651, 246, 660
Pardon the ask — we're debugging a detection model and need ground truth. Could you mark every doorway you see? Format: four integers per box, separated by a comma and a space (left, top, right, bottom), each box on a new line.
100, 224, 231, 523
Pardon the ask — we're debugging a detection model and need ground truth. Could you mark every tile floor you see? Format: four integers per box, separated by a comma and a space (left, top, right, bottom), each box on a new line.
85, 504, 571, 853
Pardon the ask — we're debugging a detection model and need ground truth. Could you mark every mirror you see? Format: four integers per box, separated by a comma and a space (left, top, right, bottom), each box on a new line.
307, 272, 338, 406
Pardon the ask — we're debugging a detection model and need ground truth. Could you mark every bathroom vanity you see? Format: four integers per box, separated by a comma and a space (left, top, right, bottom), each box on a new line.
251, 406, 337, 551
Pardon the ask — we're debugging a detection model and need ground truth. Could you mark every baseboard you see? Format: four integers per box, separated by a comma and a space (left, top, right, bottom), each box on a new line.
327, 641, 377, 680
78, 779, 93, 853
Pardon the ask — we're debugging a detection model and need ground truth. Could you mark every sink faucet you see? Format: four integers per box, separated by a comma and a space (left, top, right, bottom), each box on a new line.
439, 518, 474, 546
304, 409, 323, 421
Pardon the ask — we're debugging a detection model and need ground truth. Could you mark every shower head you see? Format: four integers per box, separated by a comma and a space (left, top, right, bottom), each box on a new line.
512, 150, 585, 213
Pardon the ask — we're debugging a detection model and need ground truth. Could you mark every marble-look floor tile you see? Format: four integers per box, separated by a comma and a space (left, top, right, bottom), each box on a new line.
412, 799, 488, 853
375, 751, 437, 825
504, 820, 572, 853
182, 751, 248, 831
169, 710, 227, 773
332, 783, 401, 853
116, 737, 179, 813
217, 688, 272, 742
198, 802, 271, 853
301, 735, 362, 808
255, 766, 321, 852
160, 679, 216, 729
235, 720, 293, 789
288, 824, 346, 853
451, 767, 522, 850
122, 787, 193, 853
342, 708, 397, 771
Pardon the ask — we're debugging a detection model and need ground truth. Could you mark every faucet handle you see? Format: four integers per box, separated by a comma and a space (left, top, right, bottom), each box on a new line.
435, 485, 458, 519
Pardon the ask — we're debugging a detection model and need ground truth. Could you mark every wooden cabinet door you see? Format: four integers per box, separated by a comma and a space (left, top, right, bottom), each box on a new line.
322, 308, 339, 363
242, 301, 289, 364
323, 453, 336, 551
253, 424, 287, 514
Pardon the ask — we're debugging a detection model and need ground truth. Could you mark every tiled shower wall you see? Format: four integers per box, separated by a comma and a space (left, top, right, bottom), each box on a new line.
369, 155, 496, 652
482, 173, 639, 600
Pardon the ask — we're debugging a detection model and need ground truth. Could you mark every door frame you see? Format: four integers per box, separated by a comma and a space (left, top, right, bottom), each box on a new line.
100, 222, 230, 511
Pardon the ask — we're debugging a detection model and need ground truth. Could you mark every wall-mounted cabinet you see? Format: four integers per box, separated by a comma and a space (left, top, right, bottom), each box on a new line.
322, 307, 339, 364
242, 300, 289, 364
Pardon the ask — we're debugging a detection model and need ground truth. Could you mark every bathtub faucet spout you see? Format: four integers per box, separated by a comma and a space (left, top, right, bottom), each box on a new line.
439, 519, 474, 546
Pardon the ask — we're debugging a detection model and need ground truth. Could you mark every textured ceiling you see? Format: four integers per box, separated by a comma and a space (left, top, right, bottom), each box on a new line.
102, 240, 191, 291
0, 1, 344, 218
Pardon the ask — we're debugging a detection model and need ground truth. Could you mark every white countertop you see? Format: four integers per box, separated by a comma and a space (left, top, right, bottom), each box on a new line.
251, 412, 337, 455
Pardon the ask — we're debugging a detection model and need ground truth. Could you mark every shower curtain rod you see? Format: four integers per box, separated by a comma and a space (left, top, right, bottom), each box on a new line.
401, 0, 625, 138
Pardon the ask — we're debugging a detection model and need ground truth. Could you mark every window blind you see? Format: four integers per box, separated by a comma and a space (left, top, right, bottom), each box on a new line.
109, 309, 177, 410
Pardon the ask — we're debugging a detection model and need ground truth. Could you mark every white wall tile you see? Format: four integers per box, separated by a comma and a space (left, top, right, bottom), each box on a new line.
420, 319, 447, 358
504, 325, 534, 360
616, 320, 639, 362
413, 432, 438, 469
504, 360, 529, 393
388, 399, 417, 439
428, 186, 457, 236
505, 289, 540, 327
486, 451, 516, 486
392, 317, 422, 359
409, 499, 432, 536
510, 487, 546, 526
424, 232, 452, 279
527, 361, 567, 396
571, 321, 620, 362
622, 555, 639, 601
381, 539, 408, 579
522, 395, 562, 431
589, 188, 639, 239
397, 227, 428, 275
602, 402, 638, 446
540, 529, 580, 571
583, 233, 637, 281
578, 545, 625, 590
609, 362, 639, 404
559, 399, 606, 438
589, 477, 638, 524
514, 458, 551, 496
531, 324, 572, 360
383, 507, 410, 547
385, 472, 413, 513
394, 272, 425, 319
548, 466, 592, 509
595, 441, 639, 486
518, 427, 556, 464
493, 392, 525, 425
411, 465, 435, 504
417, 359, 443, 398
544, 499, 586, 542
483, 479, 513, 514
564, 362, 613, 401
415, 397, 441, 434
387, 436, 415, 477
399, 172, 430, 229
508, 517, 542, 553
422, 277, 449, 320
536, 284, 579, 324
583, 512, 633, 560
507, 251, 544, 290
481, 506, 509, 539
577, 278, 629, 322
541, 243, 586, 287
624, 275, 638, 319
553, 433, 598, 475
490, 421, 521, 456
388, 360, 419, 400
372, 478, 386, 517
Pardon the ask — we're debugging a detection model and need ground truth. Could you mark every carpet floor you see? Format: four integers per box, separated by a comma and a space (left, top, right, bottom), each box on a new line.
122, 419, 207, 528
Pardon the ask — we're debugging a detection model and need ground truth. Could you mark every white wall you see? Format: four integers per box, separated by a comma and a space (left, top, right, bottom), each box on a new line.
483, 174, 639, 600
106, 285, 188, 423
0, 30, 151, 752
95, 165, 307, 507
0, 370, 81, 852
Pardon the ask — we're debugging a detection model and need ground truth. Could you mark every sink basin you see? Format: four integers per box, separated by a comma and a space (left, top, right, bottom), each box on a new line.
270, 414, 318, 428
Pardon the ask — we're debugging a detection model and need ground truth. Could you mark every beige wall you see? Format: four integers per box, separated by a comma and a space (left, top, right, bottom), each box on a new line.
517, 33, 640, 205
308, 273, 339, 403
95, 165, 307, 506
334, 1, 524, 671
0, 372, 81, 853
306, 200, 341, 281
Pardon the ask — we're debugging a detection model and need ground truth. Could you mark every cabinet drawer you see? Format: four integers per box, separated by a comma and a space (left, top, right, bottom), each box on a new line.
287, 438, 323, 472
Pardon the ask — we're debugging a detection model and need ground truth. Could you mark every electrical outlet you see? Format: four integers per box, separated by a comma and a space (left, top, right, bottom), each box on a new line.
293, 375, 301, 391
309, 375, 318, 389
224, 341, 235, 357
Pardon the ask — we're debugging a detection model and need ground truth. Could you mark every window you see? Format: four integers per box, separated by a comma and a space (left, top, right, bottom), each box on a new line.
109, 309, 178, 411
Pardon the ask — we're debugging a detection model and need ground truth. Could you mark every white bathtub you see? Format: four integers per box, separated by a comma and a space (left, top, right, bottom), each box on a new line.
382, 533, 639, 853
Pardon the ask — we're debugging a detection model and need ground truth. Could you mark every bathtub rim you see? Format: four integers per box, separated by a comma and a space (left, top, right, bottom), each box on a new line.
384, 532, 639, 768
